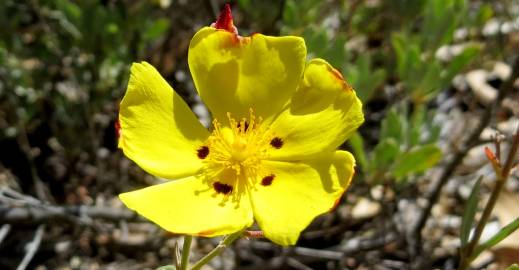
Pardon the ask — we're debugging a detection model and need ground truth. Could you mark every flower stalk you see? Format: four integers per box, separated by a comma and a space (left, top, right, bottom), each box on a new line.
190, 231, 244, 270
180, 235, 193, 270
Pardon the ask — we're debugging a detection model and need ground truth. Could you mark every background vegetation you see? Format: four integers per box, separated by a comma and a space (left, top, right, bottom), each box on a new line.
0, 0, 518, 269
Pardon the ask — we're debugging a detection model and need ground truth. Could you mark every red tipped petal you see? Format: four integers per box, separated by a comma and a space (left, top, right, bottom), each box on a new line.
115, 118, 121, 138
213, 4, 236, 33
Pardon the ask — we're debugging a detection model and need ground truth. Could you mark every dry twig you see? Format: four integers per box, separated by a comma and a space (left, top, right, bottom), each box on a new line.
16, 224, 45, 270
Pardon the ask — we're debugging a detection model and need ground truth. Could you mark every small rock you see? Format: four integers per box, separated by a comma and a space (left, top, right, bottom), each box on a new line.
497, 118, 519, 136
480, 127, 500, 141
483, 19, 500, 36
55, 240, 71, 254
436, 43, 468, 62
466, 70, 497, 105
370, 185, 384, 201
351, 198, 381, 220
493, 62, 512, 81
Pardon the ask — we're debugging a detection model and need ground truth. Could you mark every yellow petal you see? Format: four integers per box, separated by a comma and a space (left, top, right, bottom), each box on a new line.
119, 176, 253, 236
267, 59, 364, 160
119, 62, 209, 179
188, 27, 306, 123
250, 151, 355, 245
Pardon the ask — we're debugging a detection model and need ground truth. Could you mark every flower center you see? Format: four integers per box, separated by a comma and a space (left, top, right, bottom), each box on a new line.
204, 111, 270, 178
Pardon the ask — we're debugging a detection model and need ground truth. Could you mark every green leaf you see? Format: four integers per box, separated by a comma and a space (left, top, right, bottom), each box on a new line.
373, 138, 400, 170
418, 60, 442, 100
349, 132, 368, 173
156, 265, 176, 270
237, 0, 251, 10
409, 104, 425, 146
144, 18, 170, 41
475, 4, 493, 26
346, 54, 386, 103
473, 217, 519, 259
460, 176, 482, 247
391, 34, 408, 79
505, 264, 519, 270
443, 45, 480, 85
381, 109, 403, 143
392, 144, 442, 178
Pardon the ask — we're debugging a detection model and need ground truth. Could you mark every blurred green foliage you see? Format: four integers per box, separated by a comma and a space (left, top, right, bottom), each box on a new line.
0, 0, 513, 190
0, 0, 170, 159
267, 0, 495, 184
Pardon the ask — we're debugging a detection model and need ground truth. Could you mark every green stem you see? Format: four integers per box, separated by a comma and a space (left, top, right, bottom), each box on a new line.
180, 235, 193, 270
190, 231, 243, 270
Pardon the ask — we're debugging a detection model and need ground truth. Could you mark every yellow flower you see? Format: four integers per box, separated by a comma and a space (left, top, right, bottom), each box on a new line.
118, 5, 364, 246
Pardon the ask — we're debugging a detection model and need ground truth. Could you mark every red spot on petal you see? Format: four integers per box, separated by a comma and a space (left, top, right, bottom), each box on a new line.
261, 174, 275, 186
213, 181, 233, 195
270, 137, 283, 149
197, 146, 209, 159
214, 4, 236, 34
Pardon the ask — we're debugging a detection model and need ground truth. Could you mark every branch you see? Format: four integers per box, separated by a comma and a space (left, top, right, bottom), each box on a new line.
16, 224, 45, 270
0, 204, 140, 226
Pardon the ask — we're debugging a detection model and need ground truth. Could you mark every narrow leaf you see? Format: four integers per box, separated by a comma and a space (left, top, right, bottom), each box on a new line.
505, 264, 519, 270
381, 109, 403, 142
349, 132, 368, 172
156, 265, 176, 270
373, 138, 400, 170
392, 144, 442, 178
473, 217, 519, 259
460, 176, 482, 247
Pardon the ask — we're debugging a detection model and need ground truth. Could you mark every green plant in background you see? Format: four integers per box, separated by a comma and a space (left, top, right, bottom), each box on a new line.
278, 0, 386, 103
0, 0, 170, 154
350, 105, 442, 184
357, 0, 481, 184
344, 54, 386, 103
388, 0, 482, 107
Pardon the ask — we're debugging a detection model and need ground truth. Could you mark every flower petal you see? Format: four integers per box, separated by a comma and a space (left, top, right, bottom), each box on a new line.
250, 151, 355, 245
267, 59, 364, 160
119, 176, 253, 236
119, 62, 209, 179
188, 27, 306, 123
